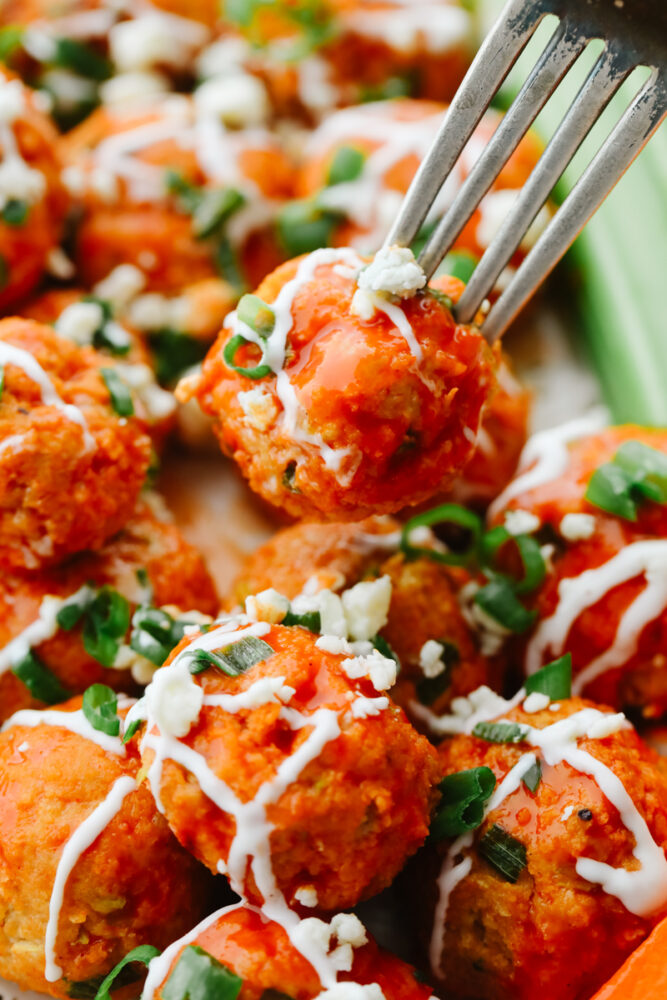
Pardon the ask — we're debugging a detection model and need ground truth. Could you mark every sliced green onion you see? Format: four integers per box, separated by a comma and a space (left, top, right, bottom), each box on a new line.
472, 721, 528, 744
371, 634, 400, 667
93, 945, 160, 1000
480, 527, 546, 596
57, 590, 93, 631
188, 636, 274, 677
165, 170, 201, 213
282, 609, 321, 632
81, 297, 131, 356
431, 766, 496, 840
478, 823, 527, 883
416, 640, 459, 706
525, 653, 572, 701
101, 367, 134, 417
428, 288, 454, 312
1, 199, 28, 226
82, 683, 120, 737
54, 37, 111, 80
237, 294, 275, 339
586, 462, 638, 521
327, 145, 365, 186
614, 440, 667, 501
440, 251, 478, 285
12, 650, 70, 704
149, 329, 207, 385
522, 759, 542, 794
122, 718, 142, 744
474, 579, 537, 634
223, 334, 272, 380
0, 25, 24, 62
130, 606, 191, 666
193, 188, 245, 240
214, 237, 245, 293
163, 945, 242, 1000
276, 199, 342, 256
82, 587, 131, 668
400, 503, 483, 567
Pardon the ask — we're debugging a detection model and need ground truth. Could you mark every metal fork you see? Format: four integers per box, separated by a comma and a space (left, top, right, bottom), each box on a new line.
386, 0, 666, 343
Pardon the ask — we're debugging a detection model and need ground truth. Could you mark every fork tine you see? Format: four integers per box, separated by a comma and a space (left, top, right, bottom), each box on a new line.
384, 0, 548, 249
417, 19, 589, 279
454, 40, 636, 325
482, 71, 666, 344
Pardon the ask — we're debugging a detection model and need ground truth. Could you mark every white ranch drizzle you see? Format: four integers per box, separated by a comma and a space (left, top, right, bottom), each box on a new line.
0, 344, 95, 450
343, 1, 471, 55
428, 705, 667, 980
525, 540, 667, 694
0, 585, 95, 677
140, 616, 389, 992
44, 775, 137, 981
488, 407, 609, 520
2, 707, 125, 757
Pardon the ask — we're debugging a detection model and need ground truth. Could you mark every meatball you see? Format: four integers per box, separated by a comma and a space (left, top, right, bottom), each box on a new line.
0, 695, 211, 999
61, 94, 294, 294
229, 517, 491, 719
0, 497, 219, 722
187, 246, 498, 520
0, 317, 152, 570
417, 691, 667, 1000
136, 618, 440, 911
146, 902, 435, 1000
296, 99, 547, 259
0, 71, 68, 310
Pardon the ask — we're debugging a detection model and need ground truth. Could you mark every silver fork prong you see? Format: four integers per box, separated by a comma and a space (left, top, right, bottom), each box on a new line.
482, 71, 666, 344
384, 0, 548, 250
418, 19, 589, 279
454, 40, 636, 325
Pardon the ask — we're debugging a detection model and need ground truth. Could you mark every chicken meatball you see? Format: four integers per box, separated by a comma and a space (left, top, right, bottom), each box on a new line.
186, 245, 498, 520
416, 686, 667, 1000
0, 695, 212, 999
0, 317, 152, 570
0, 70, 68, 309
135, 617, 440, 912
0, 498, 218, 722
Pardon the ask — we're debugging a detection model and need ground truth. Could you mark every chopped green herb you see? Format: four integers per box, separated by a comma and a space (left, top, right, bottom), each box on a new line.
122, 718, 142, 744
522, 759, 542, 794
431, 766, 496, 840
94, 945, 160, 1000
282, 609, 321, 632
416, 640, 459, 706
359, 74, 412, 103
327, 145, 365, 186
0, 25, 24, 62
472, 721, 527, 744
440, 250, 478, 285
193, 188, 245, 239
525, 653, 572, 701
276, 198, 343, 256
215, 236, 245, 293
54, 37, 111, 80
149, 328, 207, 385
162, 945, 242, 1000
187, 636, 274, 677
400, 503, 483, 567
56, 591, 91, 632
428, 288, 454, 312
237, 294, 275, 338
614, 440, 667, 499
101, 367, 134, 417
12, 650, 70, 704
586, 440, 667, 520
130, 606, 194, 666
81, 587, 131, 668
165, 170, 201, 213
82, 683, 120, 737
223, 334, 271, 380
371, 634, 400, 667
478, 823, 527, 883
586, 462, 638, 521
474, 579, 537, 634
1, 199, 28, 226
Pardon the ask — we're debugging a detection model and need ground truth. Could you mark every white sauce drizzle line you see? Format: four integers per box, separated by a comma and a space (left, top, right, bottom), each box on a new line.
0, 586, 94, 678
525, 540, 667, 694
44, 775, 136, 982
343, 1, 471, 55
488, 407, 609, 520
429, 707, 667, 980
2, 707, 125, 757
0, 344, 95, 451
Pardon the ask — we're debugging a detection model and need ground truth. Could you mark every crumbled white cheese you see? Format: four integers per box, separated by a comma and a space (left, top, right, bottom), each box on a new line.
46, 248, 75, 279
350, 287, 377, 321
55, 302, 104, 346
0, 157, 46, 209
40, 69, 95, 111
561, 804, 575, 822
453, 685, 511, 721
196, 35, 249, 79
341, 576, 392, 642
459, 581, 512, 657
110, 16, 191, 71
504, 509, 541, 536
93, 265, 146, 311
351, 695, 389, 718
0, 78, 25, 124
126, 291, 189, 331
238, 388, 278, 431
99, 70, 169, 106
292, 589, 347, 638
194, 72, 269, 126
316, 986, 385, 1000
21, 26, 57, 62
245, 588, 289, 625
61, 165, 86, 196
357, 245, 426, 299
341, 648, 397, 692
295, 886, 318, 908
523, 691, 550, 714
145, 660, 203, 737
419, 639, 446, 679
587, 712, 629, 740
315, 634, 354, 656
560, 512, 596, 541
114, 363, 176, 422
330, 913, 368, 949
113, 643, 158, 686
550, 702, 561, 712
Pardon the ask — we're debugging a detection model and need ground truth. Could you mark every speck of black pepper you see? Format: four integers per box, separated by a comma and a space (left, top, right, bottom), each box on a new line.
578, 808, 593, 821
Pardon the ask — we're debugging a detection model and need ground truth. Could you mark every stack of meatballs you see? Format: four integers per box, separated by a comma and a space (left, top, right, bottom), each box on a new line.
2, 3, 667, 1000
